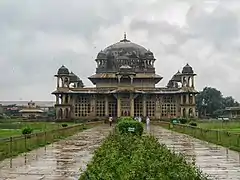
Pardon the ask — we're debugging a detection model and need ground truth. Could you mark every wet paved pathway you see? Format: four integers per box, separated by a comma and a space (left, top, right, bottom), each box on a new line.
0, 125, 112, 180
1, 124, 240, 180
150, 125, 240, 180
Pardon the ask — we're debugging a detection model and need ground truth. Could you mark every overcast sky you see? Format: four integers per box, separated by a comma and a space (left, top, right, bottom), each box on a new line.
0, 0, 240, 101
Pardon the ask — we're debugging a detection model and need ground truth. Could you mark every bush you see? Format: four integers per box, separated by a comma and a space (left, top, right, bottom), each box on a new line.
22, 127, 33, 135
189, 122, 197, 127
179, 118, 188, 124
116, 118, 143, 136
62, 123, 68, 127
80, 134, 207, 180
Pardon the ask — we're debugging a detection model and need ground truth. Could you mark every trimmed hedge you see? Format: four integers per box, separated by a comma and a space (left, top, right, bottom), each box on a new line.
80, 133, 208, 180
116, 117, 143, 136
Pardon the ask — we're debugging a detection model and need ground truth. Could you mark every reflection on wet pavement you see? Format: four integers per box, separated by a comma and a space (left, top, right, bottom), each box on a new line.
0, 125, 112, 180
151, 126, 240, 180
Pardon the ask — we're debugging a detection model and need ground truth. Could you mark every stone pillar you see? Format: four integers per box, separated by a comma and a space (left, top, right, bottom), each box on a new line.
180, 95, 183, 104
105, 96, 109, 117
117, 96, 121, 117
192, 94, 196, 104
186, 94, 189, 104
130, 94, 134, 117
62, 95, 65, 104
143, 95, 146, 117
56, 95, 59, 105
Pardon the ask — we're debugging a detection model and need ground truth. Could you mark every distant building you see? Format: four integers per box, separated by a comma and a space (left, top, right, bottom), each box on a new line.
52, 34, 198, 120
19, 101, 44, 118
224, 107, 240, 119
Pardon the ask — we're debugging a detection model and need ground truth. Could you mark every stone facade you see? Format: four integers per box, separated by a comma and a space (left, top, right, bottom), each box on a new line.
52, 34, 198, 120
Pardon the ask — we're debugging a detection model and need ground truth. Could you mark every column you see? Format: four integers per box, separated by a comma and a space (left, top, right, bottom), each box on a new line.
130, 94, 134, 117
105, 96, 109, 116
143, 95, 146, 117
192, 94, 196, 104
56, 95, 59, 104
117, 96, 121, 117
180, 95, 183, 104
186, 94, 189, 104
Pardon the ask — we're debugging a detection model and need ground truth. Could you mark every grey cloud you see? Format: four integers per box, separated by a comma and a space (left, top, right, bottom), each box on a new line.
187, 4, 239, 45
1, 0, 240, 101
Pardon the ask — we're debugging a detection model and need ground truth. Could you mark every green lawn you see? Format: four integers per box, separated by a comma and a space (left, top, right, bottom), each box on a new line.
198, 121, 240, 133
0, 121, 74, 138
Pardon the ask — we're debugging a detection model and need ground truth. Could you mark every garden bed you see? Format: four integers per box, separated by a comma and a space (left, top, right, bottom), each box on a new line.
80, 119, 208, 180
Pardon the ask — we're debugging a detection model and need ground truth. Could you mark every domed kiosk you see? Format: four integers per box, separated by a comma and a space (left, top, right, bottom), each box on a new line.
52, 34, 198, 120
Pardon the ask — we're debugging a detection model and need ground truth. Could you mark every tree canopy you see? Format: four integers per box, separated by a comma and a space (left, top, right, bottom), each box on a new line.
196, 87, 239, 118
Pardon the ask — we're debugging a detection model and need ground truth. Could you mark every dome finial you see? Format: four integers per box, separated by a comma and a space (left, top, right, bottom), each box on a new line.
124, 32, 127, 40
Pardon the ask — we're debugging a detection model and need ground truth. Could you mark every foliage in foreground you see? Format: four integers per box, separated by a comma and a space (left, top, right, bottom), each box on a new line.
80, 133, 208, 180
22, 127, 33, 135
116, 117, 143, 136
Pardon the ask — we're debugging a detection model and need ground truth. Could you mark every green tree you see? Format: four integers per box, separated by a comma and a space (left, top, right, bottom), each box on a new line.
196, 87, 239, 118
222, 96, 239, 107
196, 87, 223, 116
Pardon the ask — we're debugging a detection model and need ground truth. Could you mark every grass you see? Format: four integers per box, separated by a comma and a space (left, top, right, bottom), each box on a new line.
0, 121, 103, 161
198, 121, 240, 133
0, 121, 74, 138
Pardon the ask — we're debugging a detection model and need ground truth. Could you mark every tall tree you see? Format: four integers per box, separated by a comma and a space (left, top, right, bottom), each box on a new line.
196, 87, 223, 117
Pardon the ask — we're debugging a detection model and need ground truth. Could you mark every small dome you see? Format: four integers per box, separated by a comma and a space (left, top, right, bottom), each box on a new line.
97, 50, 107, 59
171, 70, 182, 81
145, 50, 154, 59
182, 63, 194, 74
76, 80, 84, 88
69, 72, 79, 82
57, 65, 69, 75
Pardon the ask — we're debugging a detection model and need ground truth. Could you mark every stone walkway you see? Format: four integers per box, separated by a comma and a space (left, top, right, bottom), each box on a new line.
0, 125, 112, 180
150, 125, 240, 180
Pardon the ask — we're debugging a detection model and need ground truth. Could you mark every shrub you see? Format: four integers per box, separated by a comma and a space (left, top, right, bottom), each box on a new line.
189, 122, 197, 127
22, 127, 33, 135
179, 118, 188, 124
62, 123, 68, 127
80, 134, 207, 180
116, 118, 143, 136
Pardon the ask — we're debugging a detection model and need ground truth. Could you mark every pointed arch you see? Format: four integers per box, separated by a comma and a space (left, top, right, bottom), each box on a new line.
189, 108, 193, 117
58, 108, 63, 119
65, 108, 69, 119
183, 108, 186, 118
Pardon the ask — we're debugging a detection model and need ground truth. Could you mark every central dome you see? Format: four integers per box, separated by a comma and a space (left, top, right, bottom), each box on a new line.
103, 35, 148, 56
95, 33, 156, 73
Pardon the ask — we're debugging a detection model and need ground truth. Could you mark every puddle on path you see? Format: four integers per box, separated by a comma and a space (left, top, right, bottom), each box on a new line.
0, 125, 112, 180
151, 126, 240, 180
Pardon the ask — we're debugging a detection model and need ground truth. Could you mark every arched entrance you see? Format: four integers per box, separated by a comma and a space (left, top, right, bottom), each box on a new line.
189, 108, 193, 118
58, 108, 63, 119
65, 108, 69, 119
183, 108, 186, 118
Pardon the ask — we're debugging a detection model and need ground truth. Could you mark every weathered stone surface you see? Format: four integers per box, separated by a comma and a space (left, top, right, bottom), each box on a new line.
150, 126, 240, 180
0, 125, 111, 180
